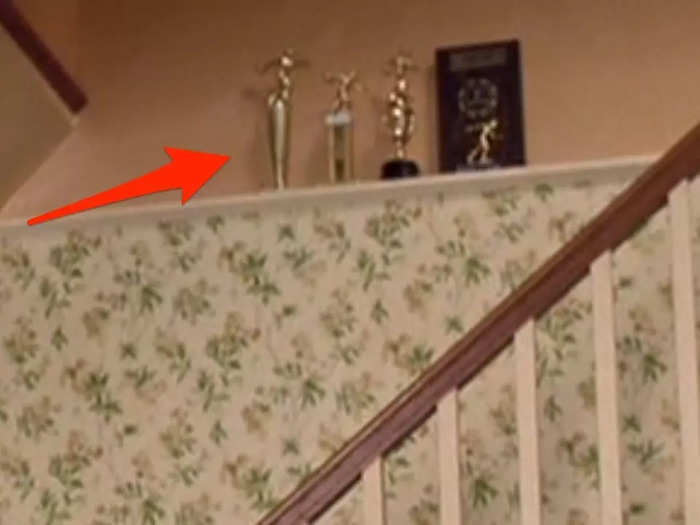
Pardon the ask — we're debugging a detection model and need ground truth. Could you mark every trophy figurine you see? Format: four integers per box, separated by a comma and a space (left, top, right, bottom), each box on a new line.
324, 71, 362, 183
381, 52, 420, 179
466, 117, 500, 167
260, 49, 307, 189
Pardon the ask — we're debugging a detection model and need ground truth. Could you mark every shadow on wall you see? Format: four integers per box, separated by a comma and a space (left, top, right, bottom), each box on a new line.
424, 64, 439, 172
240, 85, 270, 189
363, 92, 391, 180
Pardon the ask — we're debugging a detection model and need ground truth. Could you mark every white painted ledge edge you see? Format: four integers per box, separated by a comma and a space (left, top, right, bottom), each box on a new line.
0, 155, 656, 235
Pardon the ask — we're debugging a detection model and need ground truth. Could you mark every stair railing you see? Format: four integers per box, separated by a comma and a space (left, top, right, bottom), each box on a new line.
258, 122, 700, 525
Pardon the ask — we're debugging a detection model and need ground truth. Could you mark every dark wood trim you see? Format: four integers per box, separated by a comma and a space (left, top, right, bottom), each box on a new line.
258, 121, 700, 525
0, 0, 86, 113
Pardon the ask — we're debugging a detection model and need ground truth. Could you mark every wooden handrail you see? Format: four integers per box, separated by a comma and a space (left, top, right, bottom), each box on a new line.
258, 122, 700, 525
0, 0, 86, 113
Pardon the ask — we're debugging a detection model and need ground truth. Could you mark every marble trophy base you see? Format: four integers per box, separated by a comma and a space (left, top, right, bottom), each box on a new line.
381, 158, 420, 180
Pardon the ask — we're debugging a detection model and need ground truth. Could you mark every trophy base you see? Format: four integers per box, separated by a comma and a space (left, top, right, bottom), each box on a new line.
381, 159, 420, 180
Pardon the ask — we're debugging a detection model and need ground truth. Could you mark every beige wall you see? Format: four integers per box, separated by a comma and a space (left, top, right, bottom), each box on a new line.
4, 0, 700, 219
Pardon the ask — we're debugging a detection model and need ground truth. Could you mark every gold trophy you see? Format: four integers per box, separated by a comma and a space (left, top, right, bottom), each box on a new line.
324, 71, 362, 183
381, 52, 420, 179
260, 49, 308, 189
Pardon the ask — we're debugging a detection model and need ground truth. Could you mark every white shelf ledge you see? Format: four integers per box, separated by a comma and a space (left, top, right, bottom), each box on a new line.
0, 155, 656, 235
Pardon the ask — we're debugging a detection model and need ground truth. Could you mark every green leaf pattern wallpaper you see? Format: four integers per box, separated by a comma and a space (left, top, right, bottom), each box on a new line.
0, 173, 695, 525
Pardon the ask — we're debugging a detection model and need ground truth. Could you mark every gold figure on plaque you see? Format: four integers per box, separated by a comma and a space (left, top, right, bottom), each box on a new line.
466, 118, 499, 167
381, 52, 420, 179
324, 71, 362, 183
260, 49, 308, 189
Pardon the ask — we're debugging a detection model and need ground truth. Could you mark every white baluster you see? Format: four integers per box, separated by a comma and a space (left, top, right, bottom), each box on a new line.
515, 319, 542, 525
363, 457, 385, 525
592, 251, 623, 525
438, 389, 462, 524
670, 180, 700, 524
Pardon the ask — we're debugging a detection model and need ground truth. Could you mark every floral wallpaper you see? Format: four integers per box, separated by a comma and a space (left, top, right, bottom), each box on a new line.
0, 172, 690, 525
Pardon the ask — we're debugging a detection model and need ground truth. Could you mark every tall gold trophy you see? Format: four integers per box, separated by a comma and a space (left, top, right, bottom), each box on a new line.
381, 52, 420, 179
324, 71, 362, 183
260, 49, 307, 189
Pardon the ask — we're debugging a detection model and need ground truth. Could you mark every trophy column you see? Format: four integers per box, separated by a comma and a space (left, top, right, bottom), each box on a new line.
381, 52, 420, 180
326, 110, 353, 183
260, 49, 307, 190
267, 92, 290, 189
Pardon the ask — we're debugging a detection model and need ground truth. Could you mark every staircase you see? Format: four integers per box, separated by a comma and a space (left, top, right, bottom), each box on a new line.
258, 124, 700, 525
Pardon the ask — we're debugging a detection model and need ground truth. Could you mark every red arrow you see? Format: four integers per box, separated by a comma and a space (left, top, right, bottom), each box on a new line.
27, 147, 230, 226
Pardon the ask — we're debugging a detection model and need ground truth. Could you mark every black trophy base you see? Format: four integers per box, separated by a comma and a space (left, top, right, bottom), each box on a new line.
381, 159, 420, 180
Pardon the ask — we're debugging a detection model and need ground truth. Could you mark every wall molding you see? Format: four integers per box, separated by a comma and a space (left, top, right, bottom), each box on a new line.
0, 155, 655, 235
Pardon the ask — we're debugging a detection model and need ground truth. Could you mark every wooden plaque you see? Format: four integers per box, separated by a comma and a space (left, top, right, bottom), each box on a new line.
436, 40, 525, 172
